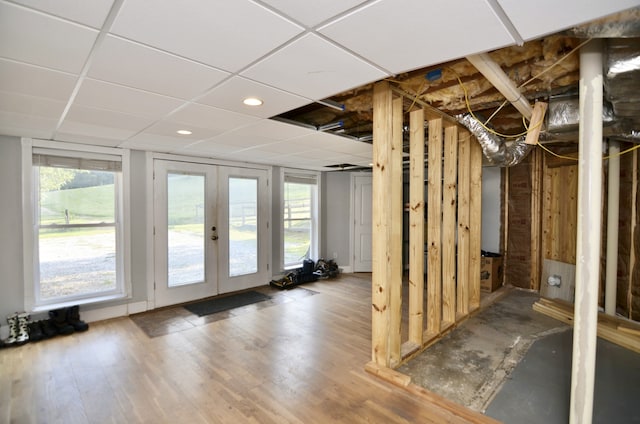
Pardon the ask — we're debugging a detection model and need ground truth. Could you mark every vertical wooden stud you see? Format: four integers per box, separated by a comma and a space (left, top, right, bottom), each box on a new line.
409, 108, 425, 346
427, 118, 443, 335
371, 81, 393, 366
389, 97, 403, 366
469, 135, 482, 311
442, 125, 458, 326
530, 148, 543, 291
457, 131, 471, 317
630, 148, 638, 319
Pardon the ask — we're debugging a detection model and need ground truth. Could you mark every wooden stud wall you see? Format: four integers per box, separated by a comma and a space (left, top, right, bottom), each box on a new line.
371, 82, 482, 367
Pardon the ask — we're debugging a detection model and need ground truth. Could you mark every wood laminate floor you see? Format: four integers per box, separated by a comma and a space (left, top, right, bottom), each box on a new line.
0, 274, 491, 424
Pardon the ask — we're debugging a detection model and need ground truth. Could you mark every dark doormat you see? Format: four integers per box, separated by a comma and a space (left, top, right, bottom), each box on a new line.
184, 290, 271, 317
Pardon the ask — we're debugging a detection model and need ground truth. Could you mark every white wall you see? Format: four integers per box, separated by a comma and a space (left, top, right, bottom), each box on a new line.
324, 172, 353, 270
0, 136, 25, 321
481, 166, 502, 254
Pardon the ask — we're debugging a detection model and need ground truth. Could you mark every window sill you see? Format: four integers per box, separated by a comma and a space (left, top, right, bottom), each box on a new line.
31, 292, 128, 313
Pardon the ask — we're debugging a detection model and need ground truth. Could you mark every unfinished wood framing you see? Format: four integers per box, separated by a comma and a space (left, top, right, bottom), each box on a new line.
442, 125, 458, 326
457, 132, 471, 317
427, 117, 443, 336
469, 136, 483, 310
530, 148, 543, 291
390, 97, 404, 367
408, 108, 425, 347
371, 81, 483, 368
371, 81, 394, 367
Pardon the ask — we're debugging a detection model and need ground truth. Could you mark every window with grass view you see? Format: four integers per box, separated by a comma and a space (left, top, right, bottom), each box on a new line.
33, 153, 123, 305
283, 172, 318, 268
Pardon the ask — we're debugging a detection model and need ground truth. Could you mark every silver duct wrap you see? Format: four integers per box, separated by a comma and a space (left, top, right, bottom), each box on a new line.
566, 7, 640, 38
456, 114, 533, 167
547, 95, 615, 133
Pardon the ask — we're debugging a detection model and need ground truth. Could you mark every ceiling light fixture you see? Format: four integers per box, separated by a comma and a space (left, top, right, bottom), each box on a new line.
176, 129, 192, 135
243, 97, 263, 106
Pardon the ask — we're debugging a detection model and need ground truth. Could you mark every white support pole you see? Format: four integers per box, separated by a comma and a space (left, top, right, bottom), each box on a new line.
605, 140, 620, 316
570, 39, 603, 424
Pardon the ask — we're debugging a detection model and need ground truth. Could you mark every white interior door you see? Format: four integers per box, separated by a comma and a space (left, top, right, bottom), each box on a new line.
217, 167, 270, 293
353, 174, 373, 272
154, 160, 218, 307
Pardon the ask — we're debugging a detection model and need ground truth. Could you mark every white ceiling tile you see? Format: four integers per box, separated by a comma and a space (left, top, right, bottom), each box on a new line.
319, 0, 514, 74
260, 0, 368, 27
88, 36, 230, 100
75, 79, 184, 119
498, 0, 640, 40
0, 2, 98, 73
0, 59, 77, 100
224, 119, 314, 141
54, 132, 123, 148
203, 119, 317, 149
242, 33, 387, 100
131, 120, 223, 142
110, 0, 303, 72
59, 105, 156, 139
222, 149, 283, 163
246, 140, 314, 155
197, 77, 311, 118
119, 135, 193, 153
9, 0, 115, 28
168, 103, 259, 133
0, 110, 57, 139
0, 91, 67, 120
177, 140, 246, 157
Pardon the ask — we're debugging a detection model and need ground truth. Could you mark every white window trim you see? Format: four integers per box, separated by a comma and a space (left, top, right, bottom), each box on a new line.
21, 138, 132, 312
280, 168, 321, 271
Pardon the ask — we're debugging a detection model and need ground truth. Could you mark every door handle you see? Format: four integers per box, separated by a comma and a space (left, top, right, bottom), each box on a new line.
211, 226, 218, 241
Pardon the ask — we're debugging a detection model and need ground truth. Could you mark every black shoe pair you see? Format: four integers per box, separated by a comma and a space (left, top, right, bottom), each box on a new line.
48, 305, 89, 335
27, 319, 59, 342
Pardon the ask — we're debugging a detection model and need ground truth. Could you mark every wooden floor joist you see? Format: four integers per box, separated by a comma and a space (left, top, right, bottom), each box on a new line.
533, 297, 640, 353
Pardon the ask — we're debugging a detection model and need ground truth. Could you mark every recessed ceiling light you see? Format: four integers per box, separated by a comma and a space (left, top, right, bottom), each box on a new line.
243, 97, 263, 106
176, 129, 192, 135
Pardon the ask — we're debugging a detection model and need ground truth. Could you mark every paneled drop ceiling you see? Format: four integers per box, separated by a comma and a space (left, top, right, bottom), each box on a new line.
1, 0, 638, 170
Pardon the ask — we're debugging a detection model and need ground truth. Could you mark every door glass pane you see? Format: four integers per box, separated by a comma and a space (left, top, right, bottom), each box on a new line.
228, 177, 258, 277
167, 173, 204, 286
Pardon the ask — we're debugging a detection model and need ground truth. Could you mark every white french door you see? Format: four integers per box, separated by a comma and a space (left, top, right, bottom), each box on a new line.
153, 160, 269, 308
217, 167, 269, 293
154, 160, 218, 307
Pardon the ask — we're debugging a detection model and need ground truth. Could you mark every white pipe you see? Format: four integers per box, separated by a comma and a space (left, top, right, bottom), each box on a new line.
605, 140, 621, 316
570, 39, 603, 424
465, 53, 533, 119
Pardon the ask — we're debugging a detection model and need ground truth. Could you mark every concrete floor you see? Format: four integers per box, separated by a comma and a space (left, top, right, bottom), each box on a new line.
398, 289, 640, 423
485, 328, 640, 423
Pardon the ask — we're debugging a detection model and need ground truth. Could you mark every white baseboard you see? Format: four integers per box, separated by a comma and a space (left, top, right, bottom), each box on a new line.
340, 266, 354, 273
81, 300, 149, 323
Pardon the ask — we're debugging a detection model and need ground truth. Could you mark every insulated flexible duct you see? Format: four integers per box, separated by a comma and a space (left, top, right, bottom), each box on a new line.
456, 113, 532, 167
